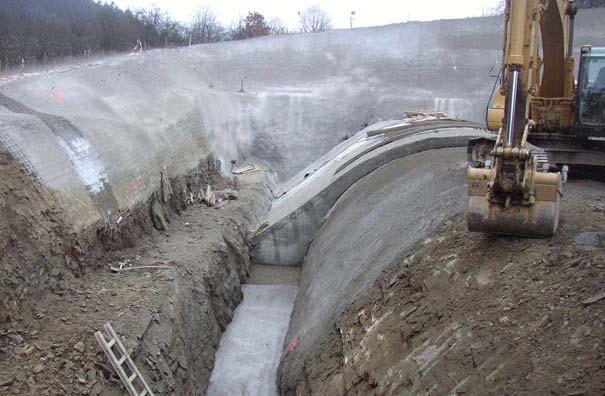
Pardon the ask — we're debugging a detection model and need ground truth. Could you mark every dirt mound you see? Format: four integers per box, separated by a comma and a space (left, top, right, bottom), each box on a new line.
280, 180, 605, 395
0, 149, 81, 323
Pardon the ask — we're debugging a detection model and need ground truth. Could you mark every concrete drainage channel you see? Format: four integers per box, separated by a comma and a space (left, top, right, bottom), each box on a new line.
208, 266, 300, 395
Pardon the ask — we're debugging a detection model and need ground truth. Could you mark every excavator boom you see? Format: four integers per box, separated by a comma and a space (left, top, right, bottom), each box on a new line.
466, 0, 577, 237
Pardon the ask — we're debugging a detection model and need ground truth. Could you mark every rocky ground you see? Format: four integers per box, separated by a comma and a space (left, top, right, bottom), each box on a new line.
282, 180, 605, 395
2, 140, 605, 396
0, 151, 270, 395
0, 149, 79, 324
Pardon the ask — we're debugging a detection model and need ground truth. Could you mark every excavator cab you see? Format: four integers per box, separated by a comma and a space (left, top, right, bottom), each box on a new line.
467, 1, 605, 238
576, 46, 605, 134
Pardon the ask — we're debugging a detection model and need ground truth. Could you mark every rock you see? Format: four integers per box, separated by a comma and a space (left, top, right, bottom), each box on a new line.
33, 364, 44, 374
565, 257, 582, 268
7, 334, 24, 344
0, 376, 15, 387
581, 291, 605, 305
74, 341, 85, 353
575, 232, 605, 247
78, 377, 86, 384
151, 195, 169, 231
87, 368, 96, 383
89, 382, 104, 396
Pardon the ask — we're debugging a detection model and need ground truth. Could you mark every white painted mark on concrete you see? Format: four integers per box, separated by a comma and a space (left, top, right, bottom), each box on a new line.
56, 135, 107, 193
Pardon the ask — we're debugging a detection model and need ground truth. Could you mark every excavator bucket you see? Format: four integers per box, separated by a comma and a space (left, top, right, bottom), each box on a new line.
467, 168, 562, 237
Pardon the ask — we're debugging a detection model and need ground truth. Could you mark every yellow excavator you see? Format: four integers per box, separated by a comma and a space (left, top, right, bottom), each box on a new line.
467, 0, 605, 237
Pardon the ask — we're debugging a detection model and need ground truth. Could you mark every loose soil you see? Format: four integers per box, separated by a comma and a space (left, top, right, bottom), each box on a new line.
0, 150, 270, 395
0, 150, 80, 324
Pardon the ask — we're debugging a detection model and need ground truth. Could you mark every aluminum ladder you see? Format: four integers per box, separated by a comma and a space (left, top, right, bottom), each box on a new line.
95, 323, 154, 396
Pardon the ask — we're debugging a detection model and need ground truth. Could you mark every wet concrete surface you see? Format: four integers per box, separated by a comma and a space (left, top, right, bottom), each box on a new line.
207, 267, 299, 395
207, 285, 298, 396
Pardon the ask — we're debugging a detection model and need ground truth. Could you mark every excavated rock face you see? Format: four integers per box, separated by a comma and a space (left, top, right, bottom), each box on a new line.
0, 149, 78, 323
0, 152, 270, 394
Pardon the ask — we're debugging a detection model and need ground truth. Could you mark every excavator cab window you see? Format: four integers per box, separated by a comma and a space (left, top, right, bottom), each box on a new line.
578, 49, 605, 126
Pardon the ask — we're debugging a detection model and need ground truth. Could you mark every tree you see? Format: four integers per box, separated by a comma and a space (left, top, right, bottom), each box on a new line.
242, 11, 271, 38
0, 0, 191, 69
229, 11, 270, 40
298, 6, 332, 33
135, 7, 187, 48
493, 1, 506, 15
190, 6, 224, 44
268, 18, 288, 35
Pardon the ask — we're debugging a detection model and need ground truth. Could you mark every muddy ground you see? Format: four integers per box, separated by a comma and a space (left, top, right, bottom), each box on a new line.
281, 180, 605, 396
0, 150, 270, 395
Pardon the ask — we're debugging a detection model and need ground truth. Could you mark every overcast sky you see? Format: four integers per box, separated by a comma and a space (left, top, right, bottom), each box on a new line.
111, 0, 502, 30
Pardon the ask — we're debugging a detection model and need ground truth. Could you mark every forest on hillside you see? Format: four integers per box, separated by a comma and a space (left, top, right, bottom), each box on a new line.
0, 0, 184, 69
0, 0, 312, 70
0, 0, 603, 71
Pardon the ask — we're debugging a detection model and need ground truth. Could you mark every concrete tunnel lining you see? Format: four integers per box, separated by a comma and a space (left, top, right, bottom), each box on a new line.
252, 121, 491, 267
278, 147, 476, 388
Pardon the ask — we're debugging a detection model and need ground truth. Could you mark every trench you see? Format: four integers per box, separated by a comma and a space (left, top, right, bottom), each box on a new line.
208, 141, 476, 395
207, 265, 300, 395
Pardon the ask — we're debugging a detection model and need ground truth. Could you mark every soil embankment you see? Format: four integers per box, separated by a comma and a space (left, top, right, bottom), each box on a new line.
0, 153, 270, 395
0, 149, 79, 323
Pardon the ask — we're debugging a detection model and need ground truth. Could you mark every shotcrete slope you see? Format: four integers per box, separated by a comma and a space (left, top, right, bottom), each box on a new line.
1, 9, 603, 233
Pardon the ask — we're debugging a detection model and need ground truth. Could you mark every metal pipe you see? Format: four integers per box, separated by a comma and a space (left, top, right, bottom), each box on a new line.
506, 0, 527, 65
506, 68, 519, 146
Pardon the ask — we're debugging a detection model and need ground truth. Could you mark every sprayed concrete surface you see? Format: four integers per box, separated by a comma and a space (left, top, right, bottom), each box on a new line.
208, 284, 298, 395
252, 119, 488, 266
280, 148, 470, 374
0, 8, 602, 233
1, 8, 605, 396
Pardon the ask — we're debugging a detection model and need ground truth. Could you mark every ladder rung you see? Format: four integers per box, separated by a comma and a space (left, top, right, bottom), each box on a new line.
96, 323, 153, 396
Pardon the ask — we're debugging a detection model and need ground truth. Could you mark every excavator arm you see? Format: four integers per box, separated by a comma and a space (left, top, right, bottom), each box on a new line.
467, 0, 578, 237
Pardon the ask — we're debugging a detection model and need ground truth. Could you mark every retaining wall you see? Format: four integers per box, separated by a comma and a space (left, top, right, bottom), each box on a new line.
0, 10, 603, 231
